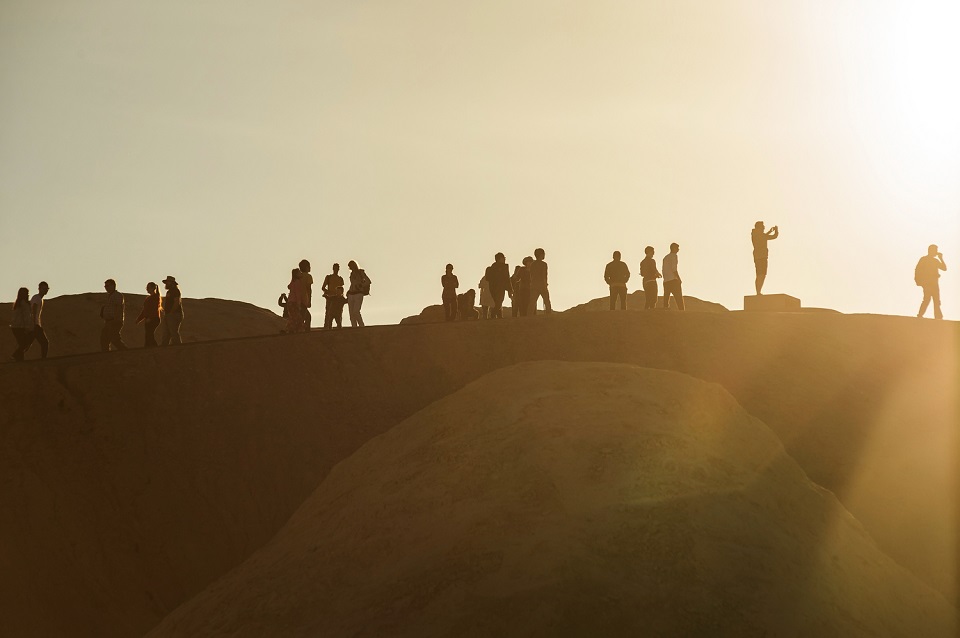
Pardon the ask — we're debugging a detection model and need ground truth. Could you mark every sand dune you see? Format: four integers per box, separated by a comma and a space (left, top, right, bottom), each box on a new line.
564, 290, 728, 313
148, 362, 954, 637
1, 293, 284, 359
0, 311, 956, 636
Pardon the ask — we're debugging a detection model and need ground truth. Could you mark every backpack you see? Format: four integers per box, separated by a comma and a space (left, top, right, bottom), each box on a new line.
914, 259, 925, 287
358, 270, 371, 296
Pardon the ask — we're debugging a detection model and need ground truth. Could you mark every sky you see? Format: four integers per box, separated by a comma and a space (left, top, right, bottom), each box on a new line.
1, 0, 958, 323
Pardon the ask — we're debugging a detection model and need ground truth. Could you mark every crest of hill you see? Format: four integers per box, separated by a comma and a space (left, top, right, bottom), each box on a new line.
148, 362, 955, 637
0, 293, 284, 358
564, 290, 728, 313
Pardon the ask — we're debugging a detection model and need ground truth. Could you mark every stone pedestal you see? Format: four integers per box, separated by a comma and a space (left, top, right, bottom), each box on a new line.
744, 294, 801, 312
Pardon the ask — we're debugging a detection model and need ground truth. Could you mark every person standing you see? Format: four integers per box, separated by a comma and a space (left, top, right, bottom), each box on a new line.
441, 264, 459, 321
751, 221, 779, 295
604, 251, 630, 310
662, 243, 685, 311
528, 247, 552, 315
484, 253, 513, 319
10, 287, 34, 361
321, 263, 346, 329
160, 276, 184, 345
136, 282, 162, 347
284, 269, 304, 333
30, 281, 50, 359
347, 260, 371, 327
916, 245, 947, 320
513, 256, 533, 317
639, 247, 661, 310
478, 275, 493, 320
100, 279, 127, 351
299, 259, 314, 331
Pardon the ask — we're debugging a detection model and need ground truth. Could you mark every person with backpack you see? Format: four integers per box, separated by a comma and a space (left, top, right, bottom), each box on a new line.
347, 260, 371, 327
10, 287, 34, 361
604, 251, 630, 310
915, 245, 947, 320
100, 278, 127, 352
639, 246, 661, 310
441, 264, 459, 321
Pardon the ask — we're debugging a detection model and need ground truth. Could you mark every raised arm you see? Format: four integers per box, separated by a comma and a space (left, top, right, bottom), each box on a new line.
938, 254, 947, 271
767, 228, 779, 240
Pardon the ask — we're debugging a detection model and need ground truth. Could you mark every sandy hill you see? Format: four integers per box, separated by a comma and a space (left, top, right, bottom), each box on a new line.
564, 290, 728, 313
1, 293, 284, 359
148, 362, 955, 637
0, 311, 956, 636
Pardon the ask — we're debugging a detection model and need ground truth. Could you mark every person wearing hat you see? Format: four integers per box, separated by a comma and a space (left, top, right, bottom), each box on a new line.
100, 278, 127, 351
160, 275, 183, 346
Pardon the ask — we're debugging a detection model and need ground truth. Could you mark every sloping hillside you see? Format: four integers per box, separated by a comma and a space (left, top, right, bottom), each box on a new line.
563, 290, 728, 312
0, 312, 955, 636
148, 362, 955, 637
1, 293, 284, 359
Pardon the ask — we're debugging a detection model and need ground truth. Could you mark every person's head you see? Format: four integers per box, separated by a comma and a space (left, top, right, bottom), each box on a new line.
670, 242, 680, 253
38, 281, 49, 296
332, 262, 340, 273
15, 287, 29, 307
347, 260, 358, 271
612, 250, 621, 261
299, 259, 311, 273
755, 221, 764, 231
494, 252, 505, 264
446, 263, 454, 273
929, 244, 939, 256
523, 256, 533, 266
146, 282, 158, 295
290, 268, 301, 281
162, 275, 178, 290
535, 248, 545, 260
513, 265, 521, 273
644, 246, 654, 256
104, 279, 116, 292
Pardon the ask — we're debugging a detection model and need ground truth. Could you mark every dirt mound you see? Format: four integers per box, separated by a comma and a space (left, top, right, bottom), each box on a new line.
0, 293, 284, 359
564, 290, 728, 312
0, 312, 955, 636
149, 362, 954, 637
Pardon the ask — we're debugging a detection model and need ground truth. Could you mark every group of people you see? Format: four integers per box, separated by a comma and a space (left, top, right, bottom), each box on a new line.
446, 248, 552, 320
279, 259, 372, 333
604, 243, 685, 311
9, 282, 49, 361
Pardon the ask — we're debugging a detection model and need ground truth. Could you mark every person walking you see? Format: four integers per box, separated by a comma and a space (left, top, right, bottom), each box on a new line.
347, 260, 371, 327
752, 221, 779, 295
442, 264, 459, 321
916, 245, 947, 320
528, 247, 552, 315
662, 243, 685, 311
100, 279, 127, 351
10, 287, 34, 361
321, 263, 346, 329
478, 275, 493, 319
136, 282, 162, 347
30, 281, 50, 359
299, 259, 314, 331
639, 247, 661, 310
484, 253, 513, 319
285, 269, 304, 333
160, 276, 184, 345
604, 251, 630, 310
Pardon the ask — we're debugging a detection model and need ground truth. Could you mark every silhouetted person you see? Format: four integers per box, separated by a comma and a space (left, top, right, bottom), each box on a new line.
321, 263, 346, 329
639, 247, 661, 310
916, 245, 947, 320
529, 248, 552, 315
442, 264, 459, 321
285, 269, 304, 333
100, 279, 127, 352
485, 253, 513, 319
10, 287, 34, 361
604, 251, 630, 310
347, 260, 371, 327
160, 276, 183, 345
662, 243, 685, 310
136, 282, 162, 348
752, 221, 779, 295
299, 259, 313, 331
478, 275, 492, 319
457, 289, 479, 320
510, 260, 532, 317
30, 281, 50, 359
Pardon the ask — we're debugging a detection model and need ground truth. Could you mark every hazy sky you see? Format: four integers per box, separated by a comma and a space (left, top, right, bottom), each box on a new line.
2, 0, 958, 323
